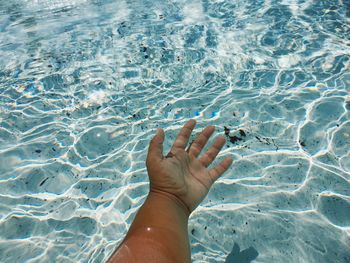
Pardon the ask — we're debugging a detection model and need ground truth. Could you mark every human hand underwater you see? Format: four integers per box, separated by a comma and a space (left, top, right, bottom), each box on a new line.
146, 119, 233, 214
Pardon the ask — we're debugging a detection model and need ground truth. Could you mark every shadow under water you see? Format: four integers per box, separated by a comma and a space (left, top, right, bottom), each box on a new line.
225, 242, 259, 263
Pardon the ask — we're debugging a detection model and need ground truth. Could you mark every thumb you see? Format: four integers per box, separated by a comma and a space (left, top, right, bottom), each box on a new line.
147, 128, 164, 161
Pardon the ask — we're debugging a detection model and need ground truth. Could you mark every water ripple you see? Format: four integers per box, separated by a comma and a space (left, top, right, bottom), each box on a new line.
0, 0, 350, 262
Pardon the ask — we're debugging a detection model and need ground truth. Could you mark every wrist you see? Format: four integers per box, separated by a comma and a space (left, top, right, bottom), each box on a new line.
149, 188, 191, 218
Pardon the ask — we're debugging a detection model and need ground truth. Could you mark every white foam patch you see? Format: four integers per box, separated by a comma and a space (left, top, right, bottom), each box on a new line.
281, 0, 300, 15
245, 23, 267, 32
112, 0, 130, 21
322, 55, 335, 71
277, 54, 301, 68
80, 90, 110, 108
26, 0, 88, 11
182, 1, 205, 24
254, 56, 266, 64
216, 30, 252, 70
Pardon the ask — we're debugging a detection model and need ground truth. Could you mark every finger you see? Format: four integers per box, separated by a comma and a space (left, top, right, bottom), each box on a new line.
188, 126, 215, 157
147, 128, 165, 163
199, 135, 226, 167
208, 157, 233, 183
170, 119, 196, 152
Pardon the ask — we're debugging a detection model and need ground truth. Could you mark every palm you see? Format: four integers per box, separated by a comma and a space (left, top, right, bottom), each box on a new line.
146, 120, 233, 213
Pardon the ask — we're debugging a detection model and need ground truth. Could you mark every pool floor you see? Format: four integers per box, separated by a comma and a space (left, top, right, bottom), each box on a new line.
0, 0, 350, 262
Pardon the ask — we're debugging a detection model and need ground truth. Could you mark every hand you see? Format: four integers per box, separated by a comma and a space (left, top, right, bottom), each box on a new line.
146, 119, 233, 213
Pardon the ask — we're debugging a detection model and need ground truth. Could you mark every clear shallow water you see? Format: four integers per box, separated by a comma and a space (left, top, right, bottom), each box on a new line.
0, 0, 350, 262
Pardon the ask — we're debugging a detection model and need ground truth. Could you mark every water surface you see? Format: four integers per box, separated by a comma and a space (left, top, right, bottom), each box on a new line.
0, 0, 350, 262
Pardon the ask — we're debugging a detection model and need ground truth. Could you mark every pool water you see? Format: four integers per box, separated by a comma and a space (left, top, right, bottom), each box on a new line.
0, 0, 350, 262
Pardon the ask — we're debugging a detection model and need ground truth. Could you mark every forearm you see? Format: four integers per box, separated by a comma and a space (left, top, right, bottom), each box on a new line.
108, 190, 191, 263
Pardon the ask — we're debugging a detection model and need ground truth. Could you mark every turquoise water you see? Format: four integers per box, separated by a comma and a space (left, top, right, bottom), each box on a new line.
0, 0, 350, 262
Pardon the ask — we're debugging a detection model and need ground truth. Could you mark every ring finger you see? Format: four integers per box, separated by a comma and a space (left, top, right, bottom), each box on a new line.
168, 119, 196, 154
199, 135, 226, 167
187, 125, 215, 157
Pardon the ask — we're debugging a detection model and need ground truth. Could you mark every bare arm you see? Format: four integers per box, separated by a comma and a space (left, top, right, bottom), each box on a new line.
108, 119, 232, 263
108, 191, 191, 263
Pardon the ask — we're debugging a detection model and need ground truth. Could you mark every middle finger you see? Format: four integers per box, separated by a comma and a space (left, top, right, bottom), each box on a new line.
199, 135, 226, 167
169, 119, 196, 152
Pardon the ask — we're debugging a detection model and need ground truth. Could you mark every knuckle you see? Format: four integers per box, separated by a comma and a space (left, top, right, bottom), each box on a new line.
190, 143, 200, 153
206, 150, 216, 160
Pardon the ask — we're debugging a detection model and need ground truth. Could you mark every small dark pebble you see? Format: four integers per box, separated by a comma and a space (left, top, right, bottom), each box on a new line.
191, 229, 195, 235
258, 209, 261, 212
35, 149, 41, 153
144, 55, 149, 59
224, 126, 230, 136
48, 65, 53, 68
255, 136, 263, 143
141, 46, 147, 52
51, 147, 56, 152
204, 226, 207, 230
299, 140, 306, 147
39, 177, 49, 186
239, 129, 246, 137
66, 112, 71, 117
230, 135, 242, 143
265, 138, 271, 145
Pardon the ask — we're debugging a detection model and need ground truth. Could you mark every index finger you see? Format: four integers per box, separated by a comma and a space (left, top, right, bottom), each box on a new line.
169, 119, 196, 152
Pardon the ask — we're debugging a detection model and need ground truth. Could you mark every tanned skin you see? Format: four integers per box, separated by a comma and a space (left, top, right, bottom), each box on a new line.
108, 119, 233, 263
